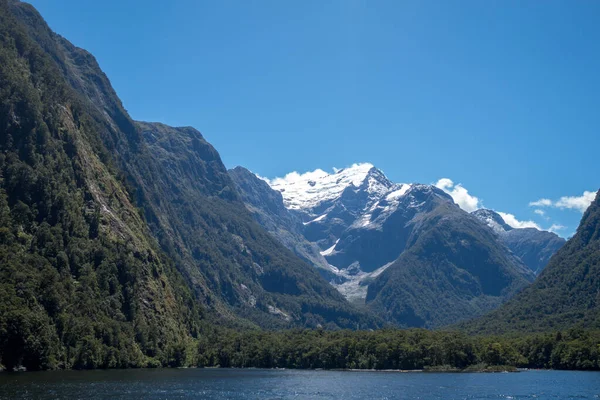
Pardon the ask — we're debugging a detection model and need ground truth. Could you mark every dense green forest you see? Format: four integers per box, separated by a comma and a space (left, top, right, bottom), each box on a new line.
6, 326, 597, 372
3, 321, 599, 371
0, 0, 205, 372
193, 328, 600, 371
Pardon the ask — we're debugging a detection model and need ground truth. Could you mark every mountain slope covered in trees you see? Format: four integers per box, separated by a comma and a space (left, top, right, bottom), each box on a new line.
465, 190, 600, 334
1, 0, 596, 373
365, 195, 534, 328
8, 0, 374, 330
136, 122, 376, 329
0, 0, 379, 371
0, 0, 204, 370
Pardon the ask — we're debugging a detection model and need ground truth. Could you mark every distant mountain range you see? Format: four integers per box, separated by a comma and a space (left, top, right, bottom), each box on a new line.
473, 209, 565, 275
230, 164, 565, 327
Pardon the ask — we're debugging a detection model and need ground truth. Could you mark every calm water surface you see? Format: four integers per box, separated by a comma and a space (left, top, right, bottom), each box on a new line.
0, 368, 598, 399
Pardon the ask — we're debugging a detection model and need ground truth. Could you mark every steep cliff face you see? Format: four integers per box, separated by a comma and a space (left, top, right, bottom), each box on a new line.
228, 166, 333, 278
465, 190, 600, 334
0, 0, 379, 371
0, 0, 202, 370
14, 0, 372, 330
136, 122, 376, 329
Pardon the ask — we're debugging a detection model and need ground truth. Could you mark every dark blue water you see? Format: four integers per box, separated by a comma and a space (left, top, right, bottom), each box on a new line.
0, 369, 598, 399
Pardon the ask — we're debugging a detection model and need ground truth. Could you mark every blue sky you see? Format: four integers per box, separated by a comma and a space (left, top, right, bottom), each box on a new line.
28, 0, 600, 236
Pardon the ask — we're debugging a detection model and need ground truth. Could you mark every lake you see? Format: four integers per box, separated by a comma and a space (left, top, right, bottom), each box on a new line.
0, 369, 598, 399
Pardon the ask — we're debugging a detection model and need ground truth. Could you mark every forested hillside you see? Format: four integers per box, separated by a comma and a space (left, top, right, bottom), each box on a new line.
0, 0, 597, 373
366, 198, 534, 328
0, 0, 203, 370
136, 122, 376, 329
465, 190, 600, 333
0, 0, 377, 371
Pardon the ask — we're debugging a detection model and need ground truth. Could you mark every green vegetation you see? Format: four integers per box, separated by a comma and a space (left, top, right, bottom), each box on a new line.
0, 0, 376, 375
193, 328, 600, 371
135, 122, 378, 330
464, 190, 600, 334
1, 0, 599, 374
0, 0, 202, 371
367, 202, 534, 328
7, 0, 377, 332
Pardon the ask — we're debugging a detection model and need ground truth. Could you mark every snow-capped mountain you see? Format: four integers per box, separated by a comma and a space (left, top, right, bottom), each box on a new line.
270, 164, 405, 251
325, 184, 455, 273
269, 163, 393, 213
230, 163, 562, 328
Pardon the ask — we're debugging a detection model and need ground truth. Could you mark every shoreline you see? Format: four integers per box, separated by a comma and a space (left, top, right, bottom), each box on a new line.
0, 365, 528, 374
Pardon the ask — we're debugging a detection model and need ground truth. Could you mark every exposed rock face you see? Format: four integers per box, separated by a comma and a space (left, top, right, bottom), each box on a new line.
135, 122, 378, 329
233, 164, 540, 327
229, 167, 333, 278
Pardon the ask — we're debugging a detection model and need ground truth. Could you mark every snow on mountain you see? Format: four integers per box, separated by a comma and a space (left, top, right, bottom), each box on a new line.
385, 185, 411, 201
269, 163, 391, 212
472, 208, 566, 275
472, 208, 513, 234
320, 239, 340, 256
231, 163, 564, 327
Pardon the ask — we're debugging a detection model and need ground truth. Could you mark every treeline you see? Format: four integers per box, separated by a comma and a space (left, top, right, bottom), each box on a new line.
194, 328, 600, 371
2, 323, 600, 371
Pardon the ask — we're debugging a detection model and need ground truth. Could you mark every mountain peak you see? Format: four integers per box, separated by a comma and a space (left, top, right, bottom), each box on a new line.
472, 208, 514, 234
268, 163, 391, 210
407, 183, 454, 200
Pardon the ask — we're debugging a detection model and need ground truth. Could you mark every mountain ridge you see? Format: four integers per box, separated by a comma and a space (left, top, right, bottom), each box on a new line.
473, 208, 566, 274
232, 164, 551, 327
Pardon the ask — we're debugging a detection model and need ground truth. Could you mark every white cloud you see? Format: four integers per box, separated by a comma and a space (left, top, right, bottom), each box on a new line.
529, 199, 552, 207
548, 224, 566, 233
533, 209, 545, 216
270, 168, 329, 186
555, 191, 596, 213
435, 178, 481, 212
529, 190, 597, 213
497, 211, 541, 230
435, 178, 546, 231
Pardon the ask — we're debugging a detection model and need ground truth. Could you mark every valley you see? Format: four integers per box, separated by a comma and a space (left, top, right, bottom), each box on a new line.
0, 0, 598, 375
